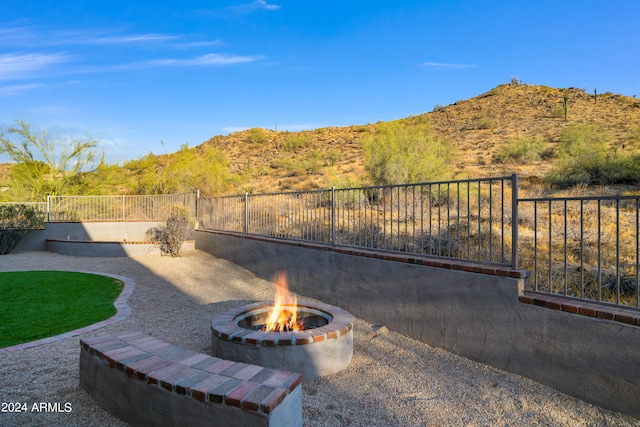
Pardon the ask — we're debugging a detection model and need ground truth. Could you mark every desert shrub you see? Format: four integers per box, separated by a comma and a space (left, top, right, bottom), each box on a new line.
246, 128, 268, 144
627, 126, 640, 147
146, 205, 193, 257
281, 133, 311, 151
547, 124, 640, 186
323, 148, 342, 166
271, 154, 323, 176
326, 174, 360, 190
474, 113, 495, 130
495, 136, 546, 163
417, 229, 463, 258
550, 104, 565, 119
0, 204, 45, 254
361, 120, 454, 186
334, 222, 383, 248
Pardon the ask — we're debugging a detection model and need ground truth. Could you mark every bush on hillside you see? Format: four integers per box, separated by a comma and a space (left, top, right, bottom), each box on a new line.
474, 113, 495, 130
547, 124, 640, 186
361, 121, 454, 186
281, 134, 311, 151
246, 128, 268, 144
495, 136, 547, 163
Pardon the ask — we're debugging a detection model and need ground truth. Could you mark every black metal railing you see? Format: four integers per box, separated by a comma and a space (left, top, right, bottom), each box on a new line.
198, 175, 517, 268
518, 195, 639, 308
4, 176, 639, 310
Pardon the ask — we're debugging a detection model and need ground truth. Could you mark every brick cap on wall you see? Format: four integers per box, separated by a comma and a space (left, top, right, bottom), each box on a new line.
519, 291, 640, 327
196, 230, 530, 279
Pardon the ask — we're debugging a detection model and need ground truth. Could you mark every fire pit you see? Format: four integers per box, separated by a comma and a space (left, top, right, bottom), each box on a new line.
211, 272, 354, 380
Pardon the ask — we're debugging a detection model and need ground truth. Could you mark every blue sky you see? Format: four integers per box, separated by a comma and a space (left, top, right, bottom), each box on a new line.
1, 0, 638, 164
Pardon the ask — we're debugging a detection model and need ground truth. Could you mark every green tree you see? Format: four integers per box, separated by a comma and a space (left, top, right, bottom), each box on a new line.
0, 120, 101, 200
361, 121, 454, 185
125, 143, 233, 196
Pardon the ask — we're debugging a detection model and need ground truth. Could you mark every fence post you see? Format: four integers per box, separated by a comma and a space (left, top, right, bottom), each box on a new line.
331, 187, 336, 246
47, 195, 51, 223
244, 192, 249, 235
122, 195, 125, 221
511, 173, 519, 270
195, 190, 200, 222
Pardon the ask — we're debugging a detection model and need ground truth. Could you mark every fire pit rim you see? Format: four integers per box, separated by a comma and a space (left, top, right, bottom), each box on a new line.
211, 300, 354, 347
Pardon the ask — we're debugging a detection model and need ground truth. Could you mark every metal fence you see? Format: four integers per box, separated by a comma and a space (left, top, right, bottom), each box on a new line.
518, 195, 640, 308
3, 178, 639, 310
198, 175, 518, 268
0, 192, 199, 222
200, 176, 640, 309
47, 192, 198, 221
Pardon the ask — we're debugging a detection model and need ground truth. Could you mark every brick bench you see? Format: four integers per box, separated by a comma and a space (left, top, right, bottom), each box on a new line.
79, 331, 302, 426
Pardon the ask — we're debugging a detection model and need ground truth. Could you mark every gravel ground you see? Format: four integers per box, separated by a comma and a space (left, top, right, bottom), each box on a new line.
1, 250, 639, 427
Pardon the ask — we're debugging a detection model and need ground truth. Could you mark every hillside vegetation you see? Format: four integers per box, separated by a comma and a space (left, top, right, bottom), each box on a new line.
198, 82, 640, 194
2, 82, 639, 200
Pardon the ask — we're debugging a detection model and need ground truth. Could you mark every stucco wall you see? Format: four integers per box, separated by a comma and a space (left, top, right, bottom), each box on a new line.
194, 230, 640, 419
13, 222, 164, 252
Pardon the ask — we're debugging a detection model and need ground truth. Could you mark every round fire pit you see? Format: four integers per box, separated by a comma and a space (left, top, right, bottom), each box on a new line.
211, 300, 354, 380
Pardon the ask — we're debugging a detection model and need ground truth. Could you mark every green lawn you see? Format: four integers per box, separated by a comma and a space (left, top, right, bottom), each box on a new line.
0, 271, 124, 348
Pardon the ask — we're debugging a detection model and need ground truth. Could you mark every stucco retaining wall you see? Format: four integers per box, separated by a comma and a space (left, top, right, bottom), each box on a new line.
14, 222, 165, 252
194, 230, 640, 419
45, 239, 195, 257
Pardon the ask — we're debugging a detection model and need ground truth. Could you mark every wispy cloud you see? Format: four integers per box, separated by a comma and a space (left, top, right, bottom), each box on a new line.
175, 40, 224, 48
0, 26, 37, 45
228, 0, 281, 14
74, 32, 181, 45
0, 82, 45, 96
137, 53, 265, 68
186, 53, 264, 65
70, 32, 224, 50
0, 26, 220, 49
0, 25, 261, 81
421, 62, 477, 70
0, 53, 70, 80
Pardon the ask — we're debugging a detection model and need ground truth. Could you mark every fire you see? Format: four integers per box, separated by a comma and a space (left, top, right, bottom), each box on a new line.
264, 271, 302, 332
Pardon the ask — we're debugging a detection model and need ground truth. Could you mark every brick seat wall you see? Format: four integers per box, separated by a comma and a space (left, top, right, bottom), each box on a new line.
79, 331, 302, 427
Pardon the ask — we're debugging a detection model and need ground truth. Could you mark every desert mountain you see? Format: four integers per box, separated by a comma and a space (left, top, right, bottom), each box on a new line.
200, 82, 640, 194
1, 82, 639, 197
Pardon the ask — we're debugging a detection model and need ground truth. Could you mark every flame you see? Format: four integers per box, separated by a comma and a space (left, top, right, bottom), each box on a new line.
264, 271, 302, 332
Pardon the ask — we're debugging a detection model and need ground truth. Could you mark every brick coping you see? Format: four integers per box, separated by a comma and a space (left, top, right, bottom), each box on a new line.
81, 331, 302, 416
519, 291, 640, 327
196, 229, 530, 279
46, 239, 195, 245
49, 220, 164, 223
0, 272, 135, 355
211, 301, 354, 346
